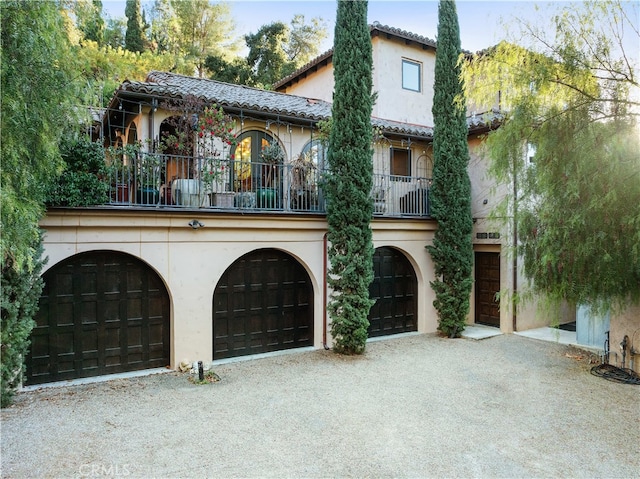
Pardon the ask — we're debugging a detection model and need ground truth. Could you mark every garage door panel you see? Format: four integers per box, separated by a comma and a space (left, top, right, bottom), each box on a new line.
104, 301, 121, 321
56, 304, 74, 326
56, 272, 74, 295
128, 325, 142, 347
368, 247, 418, 337
213, 249, 313, 360
26, 251, 170, 385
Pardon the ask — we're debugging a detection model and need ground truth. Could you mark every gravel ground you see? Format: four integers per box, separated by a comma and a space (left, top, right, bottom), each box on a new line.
1, 333, 639, 479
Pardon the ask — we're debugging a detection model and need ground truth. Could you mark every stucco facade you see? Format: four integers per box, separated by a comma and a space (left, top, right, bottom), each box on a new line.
31, 22, 605, 386
40, 210, 438, 369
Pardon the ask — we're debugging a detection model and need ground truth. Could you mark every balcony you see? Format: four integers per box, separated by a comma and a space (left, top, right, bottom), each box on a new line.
107, 151, 431, 218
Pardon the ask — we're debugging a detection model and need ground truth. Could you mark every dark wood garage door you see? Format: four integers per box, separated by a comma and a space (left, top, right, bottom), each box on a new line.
368, 247, 417, 337
26, 251, 170, 385
213, 249, 313, 360
475, 252, 501, 327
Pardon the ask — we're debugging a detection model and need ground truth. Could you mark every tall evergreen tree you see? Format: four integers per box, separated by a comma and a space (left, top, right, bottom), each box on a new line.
426, 0, 474, 338
124, 0, 145, 52
325, 0, 374, 354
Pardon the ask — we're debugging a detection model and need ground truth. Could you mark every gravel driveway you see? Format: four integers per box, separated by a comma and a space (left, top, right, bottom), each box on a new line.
1, 333, 638, 478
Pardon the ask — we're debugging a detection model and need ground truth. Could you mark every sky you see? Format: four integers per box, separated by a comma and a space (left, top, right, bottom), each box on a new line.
99, 0, 570, 53
102, 0, 640, 55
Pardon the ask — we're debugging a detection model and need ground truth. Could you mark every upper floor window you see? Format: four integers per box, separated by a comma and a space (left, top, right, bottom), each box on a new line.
402, 59, 421, 92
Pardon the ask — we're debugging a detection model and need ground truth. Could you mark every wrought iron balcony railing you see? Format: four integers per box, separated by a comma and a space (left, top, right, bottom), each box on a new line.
107, 152, 430, 217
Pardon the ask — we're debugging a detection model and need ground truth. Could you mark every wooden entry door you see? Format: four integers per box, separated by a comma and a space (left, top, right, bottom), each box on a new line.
475, 252, 501, 327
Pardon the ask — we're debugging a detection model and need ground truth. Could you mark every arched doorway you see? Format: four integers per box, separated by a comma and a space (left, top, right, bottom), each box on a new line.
213, 249, 313, 360
232, 131, 282, 208
26, 251, 170, 385
368, 247, 418, 337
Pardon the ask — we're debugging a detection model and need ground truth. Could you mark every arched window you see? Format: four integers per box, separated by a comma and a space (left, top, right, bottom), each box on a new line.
231, 130, 279, 192
300, 138, 328, 170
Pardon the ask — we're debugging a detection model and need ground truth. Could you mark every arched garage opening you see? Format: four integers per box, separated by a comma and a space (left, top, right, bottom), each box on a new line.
26, 251, 170, 385
213, 249, 313, 360
368, 247, 418, 337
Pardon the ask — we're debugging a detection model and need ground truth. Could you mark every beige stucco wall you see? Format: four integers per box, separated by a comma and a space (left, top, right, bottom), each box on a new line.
371, 36, 436, 126
277, 64, 335, 102
466, 136, 566, 332
40, 210, 439, 369
280, 36, 437, 128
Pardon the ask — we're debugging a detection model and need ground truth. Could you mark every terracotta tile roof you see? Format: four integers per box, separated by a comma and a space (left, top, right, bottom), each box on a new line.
114, 71, 434, 139
467, 109, 504, 130
118, 71, 331, 121
370, 22, 437, 49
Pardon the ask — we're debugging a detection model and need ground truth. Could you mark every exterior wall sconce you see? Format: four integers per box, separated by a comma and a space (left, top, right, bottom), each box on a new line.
188, 220, 204, 229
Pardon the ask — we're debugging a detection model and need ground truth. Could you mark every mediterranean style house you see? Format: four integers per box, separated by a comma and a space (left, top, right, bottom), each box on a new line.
29, 24, 636, 386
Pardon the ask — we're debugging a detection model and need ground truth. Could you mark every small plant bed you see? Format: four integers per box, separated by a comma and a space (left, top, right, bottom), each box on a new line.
188, 370, 221, 385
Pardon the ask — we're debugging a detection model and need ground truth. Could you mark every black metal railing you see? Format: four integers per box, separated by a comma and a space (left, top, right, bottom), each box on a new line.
107, 151, 430, 217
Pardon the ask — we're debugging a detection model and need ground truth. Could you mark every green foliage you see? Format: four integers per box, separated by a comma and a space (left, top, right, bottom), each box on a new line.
171, 0, 236, 77
46, 136, 110, 207
1, 2, 79, 405
1, 0, 77, 270
104, 16, 126, 49
465, 0, 640, 312
148, 0, 181, 54
76, 40, 190, 104
326, 0, 374, 354
205, 54, 254, 85
244, 15, 328, 88
125, 0, 146, 52
426, 0, 474, 338
1, 241, 45, 407
287, 15, 328, 67
74, 0, 106, 45
246, 22, 293, 88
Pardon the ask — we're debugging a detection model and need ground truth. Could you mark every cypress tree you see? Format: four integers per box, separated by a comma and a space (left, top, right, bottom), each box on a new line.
426, 0, 474, 338
325, 0, 374, 354
125, 0, 145, 53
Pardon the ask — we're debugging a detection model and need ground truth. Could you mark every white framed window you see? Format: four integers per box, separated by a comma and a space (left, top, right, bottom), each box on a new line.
402, 59, 421, 92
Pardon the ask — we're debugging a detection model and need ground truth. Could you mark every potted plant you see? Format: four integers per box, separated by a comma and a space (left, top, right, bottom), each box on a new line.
134, 152, 162, 205
290, 152, 318, 210
257, 143, 284, 208
106, 144, 136, 204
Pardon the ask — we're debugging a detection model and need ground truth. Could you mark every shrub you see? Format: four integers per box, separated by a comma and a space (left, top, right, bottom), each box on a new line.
1, 240, 45, 407
46, 136, 109, 207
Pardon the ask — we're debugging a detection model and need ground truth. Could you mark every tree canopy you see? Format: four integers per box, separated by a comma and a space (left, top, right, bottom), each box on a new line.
1, 0, 78, 406
171, 0, 236, 77
464, 0, 640, 311
203, 14, 327, 88
74, 0, 106, 45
